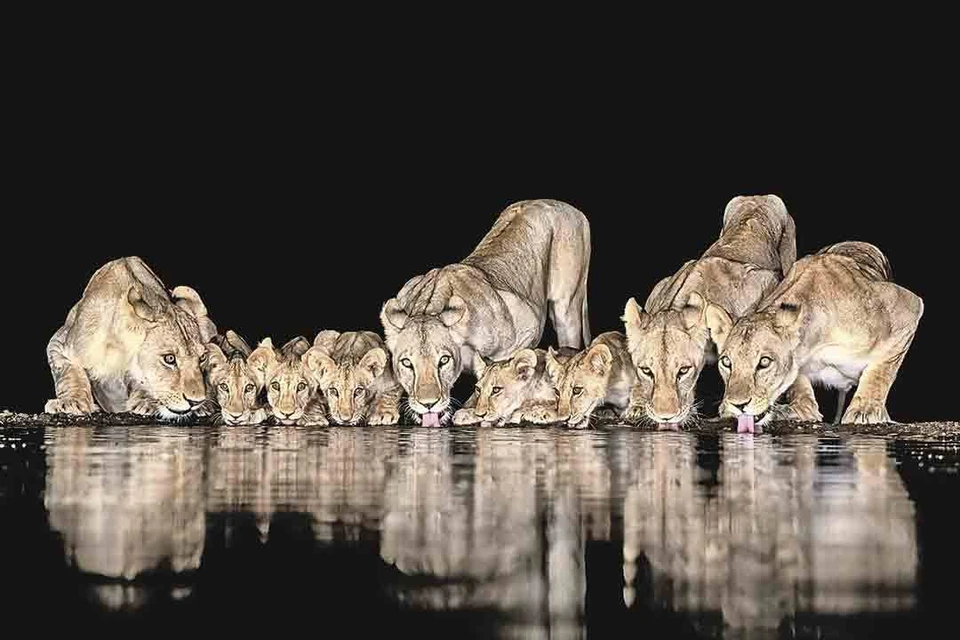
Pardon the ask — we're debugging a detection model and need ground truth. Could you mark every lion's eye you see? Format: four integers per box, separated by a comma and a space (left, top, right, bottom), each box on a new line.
438, 355, 451, 367
244, 384, 255, 393
271, 381, 280, 391
328, 387, 339, 397
199, 352, 208, 363
639, 366, 653, 377
757, 356, 772, 370
677, 366, 691, 378
218, 382, 229, 392
475, 385, 482, 394
720, 356, 731, 369
572, 386, 583, 396
491, 386, 502, 396
163, 354, 177, 366
297, 381, 307, 392
354, 387, 365, 397
400, 358, 413, 369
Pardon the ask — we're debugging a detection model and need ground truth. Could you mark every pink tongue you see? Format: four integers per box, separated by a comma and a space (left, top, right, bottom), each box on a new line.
658, 422, 680, 432
421, 412, 441, 427
737, 414, 755, 434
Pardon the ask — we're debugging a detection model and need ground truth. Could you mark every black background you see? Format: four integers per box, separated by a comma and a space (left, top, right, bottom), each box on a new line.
3, 42, 955, 422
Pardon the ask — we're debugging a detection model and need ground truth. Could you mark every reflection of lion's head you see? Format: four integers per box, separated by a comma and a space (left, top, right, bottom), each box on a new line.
380, 296, 468, 426
304, 330, 390, 426
621, 292, 711, 427
248, 337, 314, 425
126, 285, 213, 418
203, 331, 264, 425
708, 301, 802, 425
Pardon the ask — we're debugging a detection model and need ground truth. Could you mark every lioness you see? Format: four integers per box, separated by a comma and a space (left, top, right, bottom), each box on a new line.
44, 256, 218, 419
707, 241, 923, 430
546, 331, 637, 429
302, 330, 403, 426
248, 336, 328, 426
622, 195, 796, 428
451, 347, 576, 427
203, 330, 268, 426
380, 199, 591, 427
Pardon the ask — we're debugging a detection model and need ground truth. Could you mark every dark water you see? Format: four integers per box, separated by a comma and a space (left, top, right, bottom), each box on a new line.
1, 425, 958, 638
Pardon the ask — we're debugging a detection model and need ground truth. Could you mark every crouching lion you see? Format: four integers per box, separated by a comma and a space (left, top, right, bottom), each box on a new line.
44, 256, 218, 419
380, 199, 592, 427
707, 241, 923, 430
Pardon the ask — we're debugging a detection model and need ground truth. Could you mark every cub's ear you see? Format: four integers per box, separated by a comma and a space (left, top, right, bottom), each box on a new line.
544, 346, 566, 383
439, 295, 468, 328
313, 330, 341, 353
359, 347, 388, 380
127, 286, 162, 322
224, 330, 252, 357
247, 342, 279, 388
302, 346, 337, 384
774, 302, 802, 331
621, 297, 647, 333
281, 336, 311, 359
586, 343, 613, 376
704, 303, 734, 351
471, 351, 489, 379
512, 348, 539, 381
380, 298, 409, 336
203, 342, 228, 376
680, 292, 707, 331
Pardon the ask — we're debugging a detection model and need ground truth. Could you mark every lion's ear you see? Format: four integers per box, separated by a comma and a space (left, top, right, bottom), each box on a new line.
247, 342, 279, 388
774, 302, 802, 331
302, 346, 337, 384
204, 342, 228, 376
381, 298, 408, 337
281, 336, 311, 359
224, 330, 252, 357
439, 295, 468, 328
586, 343, 613, 376
471, 351, 489, 379
704, 303, 734, 351
171, 285, 208, 319
127, 287, 162, 323
512, 349, 538, 381
621, 297, 647, 334
313, 330, 341, 353
544, 347, 565, 383
359, 347, 388, 379
680, 292, 707, 331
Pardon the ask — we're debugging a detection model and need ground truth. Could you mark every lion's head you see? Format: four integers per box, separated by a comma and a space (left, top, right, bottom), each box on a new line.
203, 331, 263, 425
546, 340, 618, 429
707, 301, 803, 426
621, 292, 711, 427
469, 349, 541, 425
303, 330, 390, 425
125, 286, 213, 418
380, 296, 468, 427
248, 336, 314, 425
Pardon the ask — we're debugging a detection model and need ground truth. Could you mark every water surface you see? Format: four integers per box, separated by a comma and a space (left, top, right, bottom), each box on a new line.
1, 425, 958, 638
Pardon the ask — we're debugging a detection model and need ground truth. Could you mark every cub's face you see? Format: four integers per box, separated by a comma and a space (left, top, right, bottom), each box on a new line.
203, 344, 263, 425
471, 349, 539, 424
712, 304, 802, 425
305, 347, 387, 425
547, 344, 612, 429
248, 339, 316, 426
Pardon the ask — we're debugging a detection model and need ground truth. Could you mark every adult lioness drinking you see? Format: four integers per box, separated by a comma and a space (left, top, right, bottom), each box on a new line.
44, 256, 218, 419
621, 195, 796, 428
380, 199, 592, 427
707, 241, 923, 430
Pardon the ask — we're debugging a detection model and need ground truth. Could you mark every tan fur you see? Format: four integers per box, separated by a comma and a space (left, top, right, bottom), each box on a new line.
302, 330, 403, 426
381, 199, 592, 425
248, 336, 328, 426
452, 347, 576, 427
547, 332, 638, 429
203, 330, 267, 425
622, 195, 796, 426
708, 241, 922, 425
44, 257, 217, 419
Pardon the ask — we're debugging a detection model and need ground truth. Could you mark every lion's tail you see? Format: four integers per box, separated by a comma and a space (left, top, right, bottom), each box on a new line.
818, 241, 893, 282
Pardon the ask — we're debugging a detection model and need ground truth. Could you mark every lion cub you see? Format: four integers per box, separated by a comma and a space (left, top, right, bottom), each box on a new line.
707, 241, 923, 430
545, 332, 638, 429
248, 336, 328, 426
452, 348, 575, 427
203, 330, 268, 425
302, 330, 403, 426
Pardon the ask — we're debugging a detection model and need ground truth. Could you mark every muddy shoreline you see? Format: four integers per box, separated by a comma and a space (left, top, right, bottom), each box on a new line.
2, 409, 958, 440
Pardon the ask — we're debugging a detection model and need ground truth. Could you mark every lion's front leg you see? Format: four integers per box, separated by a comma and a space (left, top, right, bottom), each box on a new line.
778, 374, 822, 422
298, 396, 329, 427
46, 357, 98, 414
368, 389, 401, 426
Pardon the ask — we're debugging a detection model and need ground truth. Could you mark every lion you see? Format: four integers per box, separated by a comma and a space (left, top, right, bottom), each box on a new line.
301, 330, 403, 426
248, 336, 328, 426
380, 199, 592, 427
203, 330, 268, 426
706, 241, 923, 430
621, 195, 796, 428
546, 332, 638, 429
451, 347, 577, 427
44, 256, 218, 419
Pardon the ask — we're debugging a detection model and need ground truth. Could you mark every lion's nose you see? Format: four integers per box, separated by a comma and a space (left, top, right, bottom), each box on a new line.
732, 400, 750, 412
421, 399, 438, 409
184, 395, 203, 407
474, 410, 487, 418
